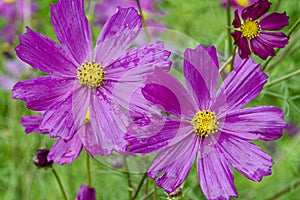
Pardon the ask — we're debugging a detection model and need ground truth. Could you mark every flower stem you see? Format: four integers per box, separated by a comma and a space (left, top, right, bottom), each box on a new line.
132, 172, 148, 200
265, 68, 300, 88
219, 55, 233, 72
86, 152, 92, 187
226, 0, 232, 55
136, 0, 151, 42
123, 156, 133, 200
262, 17, 300, 71
266, 179, 300, 200
153, 180, 157, 200
229, 45, 237, 72
51, 168, 68, 200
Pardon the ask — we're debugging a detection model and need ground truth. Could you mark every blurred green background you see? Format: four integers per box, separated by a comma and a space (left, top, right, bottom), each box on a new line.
1, 0, 300, 199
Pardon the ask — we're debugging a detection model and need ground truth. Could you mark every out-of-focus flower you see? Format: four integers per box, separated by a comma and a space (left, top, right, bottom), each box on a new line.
127, 45, 287, 199
0, 0, 37, 43
75, 185, 96, 200
33, 148, 53, 168
231, 0, 289, 60
221, 0, 257, 14
0, 57, 28, 91
13, 0, 171, 160
94, 0, 166, 35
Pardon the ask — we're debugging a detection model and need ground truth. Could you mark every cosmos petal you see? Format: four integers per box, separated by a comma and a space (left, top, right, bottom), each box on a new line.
21, 116, 48, 135
40, 82, 90, 140
50, 0, 92, 64
250, 37, 276, 60
241, 0, 271, 21
232, 10, 241, 28
48, 134, 83, 165
148, 134, 199, 193
94, 7, 142, 66
183, 45, 219, 110
257, 32, 289, 48
12, 76, 75, 111
220, 136, 273, 181
220, 106, 287, 141
213, 59, 267, 114
260, 12, 289, 31
197, 140, 238, 200
15, 27, 77, 77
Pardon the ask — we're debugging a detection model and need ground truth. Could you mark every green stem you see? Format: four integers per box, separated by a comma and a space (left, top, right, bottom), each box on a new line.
229, 45, 237, 72
51, 168, 68, 200
132, 172, 148, 200
226, 0, 232, 55
219, 55, 233, 72
262, 18, 300, 71
136, 0, 151, 42
265, 68, 300, 88
123, 157, 133, 200
273, 0, 282, 11
265, 179, 300, 200
153, 181, 157, 200
86, 152, 92, 187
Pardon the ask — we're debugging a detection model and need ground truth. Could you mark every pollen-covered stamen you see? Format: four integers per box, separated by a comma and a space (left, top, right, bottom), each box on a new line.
77, 61, 106, 88
191, 110, 219, 137
240, 18, 261, 40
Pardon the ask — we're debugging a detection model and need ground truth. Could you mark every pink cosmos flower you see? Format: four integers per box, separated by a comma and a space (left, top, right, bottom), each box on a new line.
126, 45, 287, 199
0, 0, 37, 43
231, 0, 289, 60
12, 0, 171, 158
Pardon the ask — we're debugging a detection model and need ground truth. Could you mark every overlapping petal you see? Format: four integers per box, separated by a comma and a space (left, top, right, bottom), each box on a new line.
50, 0, 92, 64
48, 134, 83, 165
241, 0, 271, 21
220, 136, 273, 181
250, 37, 276, 60
15, 27, 77, 77
148, 134, 199, 193
220, 106, 287, 141
94, 7, 142, 66
127, 118, 192, 153
12, 76, 74, 111
197, 140, 238, 200
231, 30, 251, 59
183, 45, 219, 110
89, 91, 128, 155
256, 32, 289, 48
40, 83, 90, 140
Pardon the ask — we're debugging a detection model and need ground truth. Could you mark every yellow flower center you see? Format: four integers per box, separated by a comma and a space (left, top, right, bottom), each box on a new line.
240, 18, 261, 40
236, 0, 249, 7
4, 0, 15, 3
191, 110, 219, 137
77, 61, 106, 88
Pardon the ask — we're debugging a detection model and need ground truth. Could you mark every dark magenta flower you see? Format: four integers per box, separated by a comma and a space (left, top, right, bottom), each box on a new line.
231, 0, 289, 60
75, 185, 95, 200
127, 45, 287, 199
12, 0, 171, 158
0, 0, 37, 43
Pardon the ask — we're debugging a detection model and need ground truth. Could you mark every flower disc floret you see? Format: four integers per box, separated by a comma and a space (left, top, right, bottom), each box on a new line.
77, 61, 106, 88
4, 0, 15, 3
191, 110, 219, 137
240, 18, 261, 40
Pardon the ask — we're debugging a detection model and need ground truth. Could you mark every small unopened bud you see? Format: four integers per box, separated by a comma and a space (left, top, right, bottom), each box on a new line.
33, 149, 53, 168
76, 185, 96, 200
168, 187, 183, 200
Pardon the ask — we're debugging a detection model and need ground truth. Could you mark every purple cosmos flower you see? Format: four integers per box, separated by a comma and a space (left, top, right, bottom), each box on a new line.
33, 148, 53, 168
0, 57, 28, 91
75, 185, 96, 200
12, 0, 171, 158
127, 45, 287, 199
231, 0, 289, 60
94, 0, 165, 35
0, 0, 37, 43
